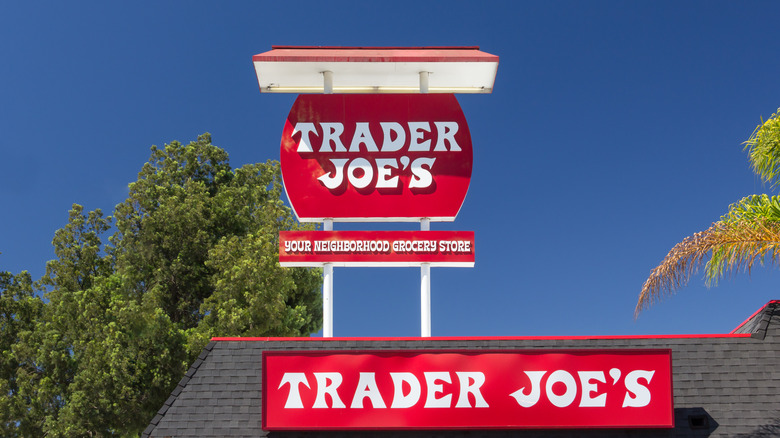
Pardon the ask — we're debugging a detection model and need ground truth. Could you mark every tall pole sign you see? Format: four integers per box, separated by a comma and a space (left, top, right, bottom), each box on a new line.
254, 46, 499, 337
250, 48, 676, 435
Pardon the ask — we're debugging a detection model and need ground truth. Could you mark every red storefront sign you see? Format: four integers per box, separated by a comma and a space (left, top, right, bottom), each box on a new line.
280, 94, 472, 222
279, 230, 474, 267
262, 350, 674, 430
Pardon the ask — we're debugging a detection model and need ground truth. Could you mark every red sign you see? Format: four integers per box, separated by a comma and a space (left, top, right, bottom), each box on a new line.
262, 350, 674, 430
280, 94, 473, 222
279, 230, 474, 267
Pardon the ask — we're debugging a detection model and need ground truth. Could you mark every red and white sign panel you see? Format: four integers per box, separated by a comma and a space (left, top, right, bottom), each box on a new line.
263, 350, 674, 430
279, 230, 474, 267
280, 94, 472, 222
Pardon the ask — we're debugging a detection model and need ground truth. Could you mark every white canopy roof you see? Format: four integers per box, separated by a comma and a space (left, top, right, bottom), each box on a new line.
253, 46, 499, 94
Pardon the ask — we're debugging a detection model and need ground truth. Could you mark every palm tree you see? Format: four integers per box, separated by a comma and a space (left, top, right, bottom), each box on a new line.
636, 109, 780, 316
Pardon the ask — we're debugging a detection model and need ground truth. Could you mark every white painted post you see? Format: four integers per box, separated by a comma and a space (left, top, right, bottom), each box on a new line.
419, 71, 432, 337
323, 70, 334, 94
323, 219, 333, 337
419, 71, 430, 94
421, 218, 431, 337
321, 71, 334, 338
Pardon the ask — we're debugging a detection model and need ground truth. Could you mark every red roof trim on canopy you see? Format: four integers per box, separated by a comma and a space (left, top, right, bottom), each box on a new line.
271, 45, 482, 50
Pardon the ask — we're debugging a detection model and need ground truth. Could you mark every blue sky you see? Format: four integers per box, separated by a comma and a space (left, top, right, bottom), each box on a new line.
2, 1, 780, 337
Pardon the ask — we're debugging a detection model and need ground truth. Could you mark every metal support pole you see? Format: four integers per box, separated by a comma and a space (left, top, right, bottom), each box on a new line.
419, 71, 430, 94
421, 218, 431, 337
321, 74, 334, 338
323, 219, 333, 337
323, 71, 334, 94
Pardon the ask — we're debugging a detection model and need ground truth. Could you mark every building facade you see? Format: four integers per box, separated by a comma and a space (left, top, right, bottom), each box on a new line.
144, 301, 780, 437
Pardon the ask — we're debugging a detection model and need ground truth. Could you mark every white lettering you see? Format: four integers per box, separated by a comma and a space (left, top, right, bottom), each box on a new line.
578, 371, 607, 407
408, 122, 432, 151
409, 157, 436, 189
349, 122, 379, 152
546, 370, 577, 408
293, 123, 317, 153
284, 240, 312, 253
434, 121, 460, 151
279, 373, 309, 409
622, 370, 654, 407
424, 372, 452, 408
375, 158, 399, 188
347, 158, 374, 189
380, 122, 406, 152
390, 372, 421, 408
317, 158, 348, 189
509, 371, 546, 407
351, 372, 386, 408
313, 372, 346, 408
296, 121, 461, 155
455, 372, 488, 408
320, 122, 346, 152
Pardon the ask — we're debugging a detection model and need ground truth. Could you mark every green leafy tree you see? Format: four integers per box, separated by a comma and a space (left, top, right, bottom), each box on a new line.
4, 134, 321, 437
187, 161, 322, 353
0, 270, 43, 437
5, 206, 115, 437
113, 136, 233, 328
637, 109, 780, 314
111, 134, 321, 354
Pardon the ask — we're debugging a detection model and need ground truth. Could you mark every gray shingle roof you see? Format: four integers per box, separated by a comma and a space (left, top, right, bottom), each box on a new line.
144, 301, 780, 438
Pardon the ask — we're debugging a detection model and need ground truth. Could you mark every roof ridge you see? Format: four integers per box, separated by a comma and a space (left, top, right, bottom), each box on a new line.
141, 341, 216, 438
731, 300, 780, 338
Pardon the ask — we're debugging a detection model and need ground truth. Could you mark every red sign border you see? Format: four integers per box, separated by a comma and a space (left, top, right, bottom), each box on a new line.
279, 230, 475, 267
279, 94, 474, 223
262, 349, 675, 431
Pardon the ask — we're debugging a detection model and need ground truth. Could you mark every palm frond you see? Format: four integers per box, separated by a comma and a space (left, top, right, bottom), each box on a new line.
635, 218, 780, 317
744, 108, 780, 187
638, 110, 780, 315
